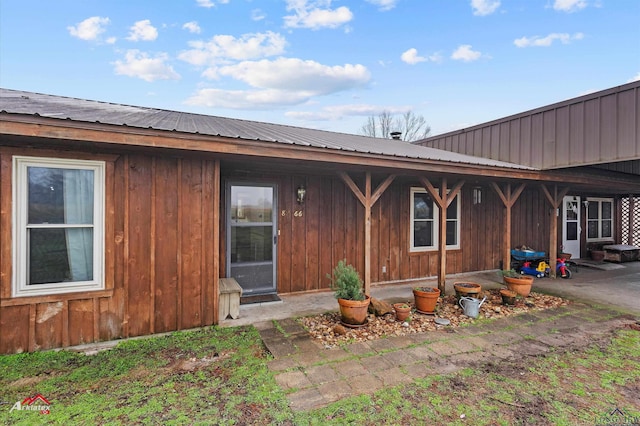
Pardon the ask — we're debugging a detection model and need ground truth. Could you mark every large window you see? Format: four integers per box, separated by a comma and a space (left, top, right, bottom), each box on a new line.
586, 198, 613, 242
410, 188, 460, 251
13, 156, 105, 297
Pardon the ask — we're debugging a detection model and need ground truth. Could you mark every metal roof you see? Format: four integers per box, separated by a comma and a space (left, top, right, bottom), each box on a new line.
0, 88, 531, 170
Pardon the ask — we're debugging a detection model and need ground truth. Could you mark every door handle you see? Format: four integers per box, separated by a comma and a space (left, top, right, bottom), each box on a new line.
274, 235, 278, 245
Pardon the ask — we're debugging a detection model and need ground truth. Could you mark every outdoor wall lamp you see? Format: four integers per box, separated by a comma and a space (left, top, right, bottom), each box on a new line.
296, 186, 306, 204
473, 187, 483, 205
583, 200, 589, 208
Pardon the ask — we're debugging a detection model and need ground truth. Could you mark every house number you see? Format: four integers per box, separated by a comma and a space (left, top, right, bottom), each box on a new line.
281, 210, 304, 217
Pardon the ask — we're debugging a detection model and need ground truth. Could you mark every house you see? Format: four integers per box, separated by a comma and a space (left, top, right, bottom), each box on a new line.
415, 80, 640, 261
1, 83, 638, 354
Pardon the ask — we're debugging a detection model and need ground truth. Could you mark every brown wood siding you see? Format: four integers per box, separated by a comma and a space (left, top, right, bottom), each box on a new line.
0, 147, 220, 354
419, 82, 640, 169
261, 175, 541, 295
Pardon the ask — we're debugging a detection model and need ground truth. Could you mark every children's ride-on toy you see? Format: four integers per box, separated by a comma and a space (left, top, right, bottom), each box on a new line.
520, 258, 572, 279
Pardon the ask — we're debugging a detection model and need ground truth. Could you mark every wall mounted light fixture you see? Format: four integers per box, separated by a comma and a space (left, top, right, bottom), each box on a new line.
296, 186, 306, 204
473, 187, 483, 205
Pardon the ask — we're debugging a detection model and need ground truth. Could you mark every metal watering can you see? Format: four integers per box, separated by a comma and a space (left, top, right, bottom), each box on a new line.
458, 296, 487, 318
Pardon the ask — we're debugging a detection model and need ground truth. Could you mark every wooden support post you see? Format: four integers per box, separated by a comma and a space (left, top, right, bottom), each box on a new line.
419, 177, 465, 294
541, 184, 569, 278
339, 172, 396, 296
490, 182, 526, 272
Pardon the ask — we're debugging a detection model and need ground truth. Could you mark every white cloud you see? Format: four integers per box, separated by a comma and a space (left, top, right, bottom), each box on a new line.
68, 16, 110, 41
185, 58, 370, 109
106, 37, 117, 44
286, 104, 410, 121
284, 0, 353, 29
251, 9, 266, 21
628, 73, 640, 83
365, 0, 399, 11
451, 45, 482, 62
183, 21, 201, 34
218, 58, 370, 93
401, 48, 427, 65
179, 31, 286, 66
514, 32, 584, 47
471, 0, 500, 16
113, 50, 180, 82
127, 20, 158, 42
196, 0, 230, 6
185, 88, 313, 109
553, 0, 587, 12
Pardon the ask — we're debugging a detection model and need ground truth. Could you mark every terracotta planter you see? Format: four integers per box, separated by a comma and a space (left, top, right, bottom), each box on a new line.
413, 287, 440, 314
503, 275, 533, 297
500, 289, 517, 305
559, 253, 572, 261
338, 296, 370, 326
393, 303, 412, 322
453, 282, 482, 301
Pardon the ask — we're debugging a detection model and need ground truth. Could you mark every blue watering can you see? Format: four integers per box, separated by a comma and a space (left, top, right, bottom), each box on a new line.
459, 296, 487, 319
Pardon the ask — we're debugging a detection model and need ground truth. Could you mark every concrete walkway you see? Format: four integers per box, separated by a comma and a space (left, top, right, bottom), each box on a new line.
261, 304, 637, 411
221, 260, 640, 328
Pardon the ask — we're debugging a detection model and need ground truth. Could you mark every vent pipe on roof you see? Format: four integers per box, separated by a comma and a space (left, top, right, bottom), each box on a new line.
390, 131, 402, 140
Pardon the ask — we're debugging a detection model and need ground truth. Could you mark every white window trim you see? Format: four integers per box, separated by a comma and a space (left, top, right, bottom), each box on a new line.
410, 187, 461, 252
586, 197, 614, 242
12, 156, 105, 297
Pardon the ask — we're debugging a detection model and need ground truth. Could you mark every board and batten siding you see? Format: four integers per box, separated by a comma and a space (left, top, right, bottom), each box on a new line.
231, 173, 546, 295
0, 147, 219, 353
418, 82, 640, 170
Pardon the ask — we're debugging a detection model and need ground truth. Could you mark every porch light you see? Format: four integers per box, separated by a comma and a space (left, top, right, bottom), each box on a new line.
473, 187, 482, 205
297, 186, 306, 204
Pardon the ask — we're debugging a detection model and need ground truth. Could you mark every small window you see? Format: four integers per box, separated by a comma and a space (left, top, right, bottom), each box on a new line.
586, 198, 613, 242
410, 187, 460, 251
13, 156, 105, 297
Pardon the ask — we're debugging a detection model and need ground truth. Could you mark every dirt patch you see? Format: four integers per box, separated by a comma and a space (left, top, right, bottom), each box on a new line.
8, 376, 48, 388
299, 290, 569, 348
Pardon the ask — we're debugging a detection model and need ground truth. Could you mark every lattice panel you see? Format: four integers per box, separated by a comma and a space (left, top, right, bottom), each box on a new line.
621, 197, 640, 245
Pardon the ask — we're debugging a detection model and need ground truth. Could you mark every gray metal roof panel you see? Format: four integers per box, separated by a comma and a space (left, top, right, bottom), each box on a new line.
0, 88, 532, 169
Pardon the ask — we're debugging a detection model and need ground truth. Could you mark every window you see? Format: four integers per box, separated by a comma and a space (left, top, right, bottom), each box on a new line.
410, 187, 460, 251
13, 156, 105, 297
586, 198, 613, 242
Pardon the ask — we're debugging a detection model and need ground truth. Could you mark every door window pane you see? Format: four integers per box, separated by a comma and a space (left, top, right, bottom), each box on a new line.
231, 226, 273, 263
231, 187, 273, 222
566, 222, 578, 241
565, 201, 578, 220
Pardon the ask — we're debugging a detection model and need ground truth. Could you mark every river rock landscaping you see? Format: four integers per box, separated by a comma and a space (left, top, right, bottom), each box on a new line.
299, 289, 569, 348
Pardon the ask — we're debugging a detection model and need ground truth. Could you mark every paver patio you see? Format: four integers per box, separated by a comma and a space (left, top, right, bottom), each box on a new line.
262, 304, 637, 411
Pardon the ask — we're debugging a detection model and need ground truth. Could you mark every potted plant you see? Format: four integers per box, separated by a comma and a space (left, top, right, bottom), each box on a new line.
499, 270, 534, 297
453, 282, 482, 301
500, 288, 517, 305
393, 303, 412, 322
413, 286, 440, 314
328, 260, 370, 326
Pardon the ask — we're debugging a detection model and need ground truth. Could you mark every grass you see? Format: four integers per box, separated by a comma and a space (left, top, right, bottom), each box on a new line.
1, 324, 639, 425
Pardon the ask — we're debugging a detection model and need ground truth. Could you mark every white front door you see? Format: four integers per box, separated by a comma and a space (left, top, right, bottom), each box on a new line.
562, 196, 581, 259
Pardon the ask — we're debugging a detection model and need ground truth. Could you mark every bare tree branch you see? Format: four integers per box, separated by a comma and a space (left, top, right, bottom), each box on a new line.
359, 110, 431, 141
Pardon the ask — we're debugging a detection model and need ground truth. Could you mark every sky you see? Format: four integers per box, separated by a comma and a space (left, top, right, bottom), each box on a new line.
1, 0, 639, 138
